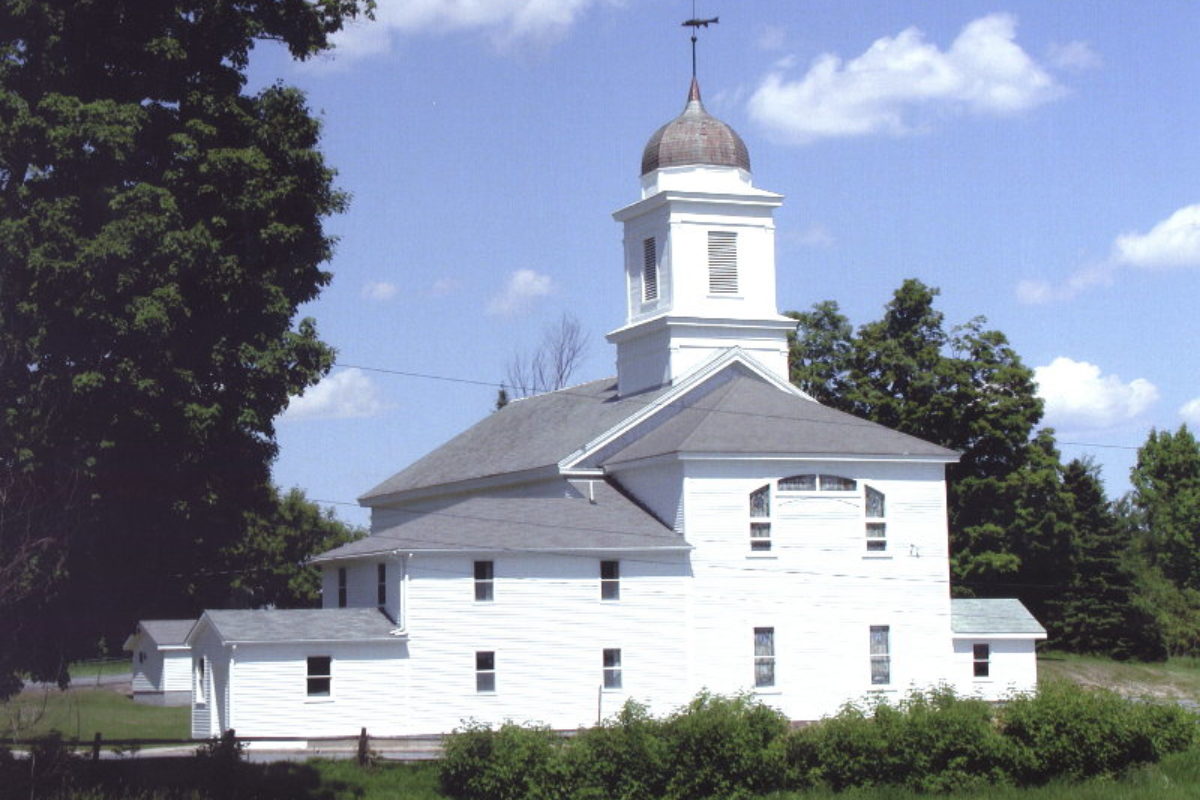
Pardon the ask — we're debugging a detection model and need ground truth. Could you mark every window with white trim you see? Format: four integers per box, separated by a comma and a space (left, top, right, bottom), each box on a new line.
476, 651, 496, 693
603, 648, 622, 689
474, 561, 494, 602
973, 643, 990, 678
337, 567, 347, 608
865, 486, 886, 552
307, 656, 332, 697
600, 560, 620, 600
749, 484, 771, 552
870, 626, 891, 685
754, 627, 775, 688
642, 237, 658, 302
707, 231, 738, 294
195, 657, 208, 704
377, 563, 387, 608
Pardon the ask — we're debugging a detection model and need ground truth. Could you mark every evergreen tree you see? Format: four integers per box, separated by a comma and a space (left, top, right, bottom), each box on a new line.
1053, 460, 1166, 660
0, 0, 371, 696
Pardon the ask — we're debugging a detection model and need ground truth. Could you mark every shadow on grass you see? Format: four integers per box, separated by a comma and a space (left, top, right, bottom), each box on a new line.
1, 754, 365, 800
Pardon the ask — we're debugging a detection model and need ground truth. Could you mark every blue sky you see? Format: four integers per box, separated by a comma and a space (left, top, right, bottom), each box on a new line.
248, 1, 1200, 526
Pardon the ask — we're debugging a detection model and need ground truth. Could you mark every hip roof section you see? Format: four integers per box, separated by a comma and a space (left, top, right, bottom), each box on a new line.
318, 478, 684, 559
194, 608, 402, 645
951, 598, 1046, 636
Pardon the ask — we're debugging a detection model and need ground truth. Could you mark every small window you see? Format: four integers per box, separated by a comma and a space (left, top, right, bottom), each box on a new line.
377, 563, 387, 608
474, 561, 494, 602
603, 648, 622, 689
707, 231, 738, 293
307, 656, 332, 697
749, 484, 771, 552
642, 237, 658, 302
865, 486, 886, 552
337, 567, 347, 608
754, 627, 775, 688
476, 651, 496, 693
138, 651, 146, 664
973, 643, 990, 678
820, 475, 857, 491
601, 560, 620, 600
870, 626, 891, 685
778, 474, 857, 492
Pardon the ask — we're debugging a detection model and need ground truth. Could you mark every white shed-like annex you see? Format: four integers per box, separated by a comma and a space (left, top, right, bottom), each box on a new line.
950, 599, 1047, 700
124, 619, 194, 706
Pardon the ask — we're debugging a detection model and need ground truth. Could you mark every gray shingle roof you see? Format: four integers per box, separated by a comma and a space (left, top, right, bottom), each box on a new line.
951, 599, 1046, 635
199, 608, 403, 644
318, 479, 683, 559
603, 373, 958, 465
361, 378, 672, 502
138, 619, 196, 647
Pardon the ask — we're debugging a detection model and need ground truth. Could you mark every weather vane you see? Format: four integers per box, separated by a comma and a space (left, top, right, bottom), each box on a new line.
682, 1, 719, 79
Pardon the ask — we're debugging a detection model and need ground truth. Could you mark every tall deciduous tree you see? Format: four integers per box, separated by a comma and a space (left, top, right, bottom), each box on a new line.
0, 0, 371, 696
505, 313, 588, 399
1130, 426, 1200, 590
226, 487, 364, 610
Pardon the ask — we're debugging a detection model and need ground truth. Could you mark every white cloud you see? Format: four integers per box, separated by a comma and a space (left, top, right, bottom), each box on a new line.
361, 280, 399, 301
789, 224, 835, 248
747, 14, 1062, 144
324, 0, 603, 62
487, 268, 553, 316
756, 24, 787, 52
1113, 204, 1200, 269
1181, 397, 1200, 426
430, 277, 462, 296
281, 368, 388, 422
1016, 204, 1200, 304
1047, 40, 1102, 71
1034, 357, 1158, 428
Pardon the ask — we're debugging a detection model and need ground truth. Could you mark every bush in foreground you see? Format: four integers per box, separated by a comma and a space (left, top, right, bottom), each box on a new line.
439, 684, 1197, 800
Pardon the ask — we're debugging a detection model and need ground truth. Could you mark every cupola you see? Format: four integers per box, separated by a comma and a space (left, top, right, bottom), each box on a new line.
607, 78, 795, 397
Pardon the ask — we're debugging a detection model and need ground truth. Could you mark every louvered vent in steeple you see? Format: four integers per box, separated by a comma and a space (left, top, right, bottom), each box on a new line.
707, 231, 738, 294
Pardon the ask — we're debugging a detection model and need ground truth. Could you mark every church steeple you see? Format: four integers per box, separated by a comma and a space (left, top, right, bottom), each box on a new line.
607, 79, 794, 397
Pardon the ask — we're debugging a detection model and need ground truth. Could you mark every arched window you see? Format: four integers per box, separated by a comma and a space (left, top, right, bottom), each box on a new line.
749, 484, 771, 551
778, 474, 858, 492
865, 486, 886, 552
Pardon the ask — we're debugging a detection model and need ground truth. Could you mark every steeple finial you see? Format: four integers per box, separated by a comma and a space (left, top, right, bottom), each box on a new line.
681, 1, 719, 80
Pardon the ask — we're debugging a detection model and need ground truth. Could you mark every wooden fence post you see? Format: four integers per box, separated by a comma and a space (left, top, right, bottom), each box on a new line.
357, 727, 369, 766
92, 732, 102, 762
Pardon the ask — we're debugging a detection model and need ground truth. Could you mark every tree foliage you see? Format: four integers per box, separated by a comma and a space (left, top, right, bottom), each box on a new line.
0, 0, 371, 696
1130, 426, 1200, 590
226, 486, 365, 610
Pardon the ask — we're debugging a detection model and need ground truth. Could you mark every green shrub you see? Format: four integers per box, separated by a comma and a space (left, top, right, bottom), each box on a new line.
564, 701, 669, 800
440, 721, 570, 800
659, 692, 788, 800
1000, 680, 1196, 783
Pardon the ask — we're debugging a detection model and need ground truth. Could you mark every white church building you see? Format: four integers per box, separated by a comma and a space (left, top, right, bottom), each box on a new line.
187, 78, 1044, 740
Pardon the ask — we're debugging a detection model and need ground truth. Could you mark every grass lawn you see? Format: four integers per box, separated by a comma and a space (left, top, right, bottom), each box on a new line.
69, 658, 132, 682
1, 687, 188, 743
1038, 650, 1200, 703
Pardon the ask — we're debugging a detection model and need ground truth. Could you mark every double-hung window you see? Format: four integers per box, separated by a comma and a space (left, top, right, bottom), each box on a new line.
307, 656, 332, 697
600, 560, 620, 600
337, 567, 347, 608
973, 643, 990, 678
754, 627, 776, 688
474, 561, 494, 602
195, 657, 208, 704
476, 651, 496, 693
377, 563, 387, 608
870, 626, 891, 685
865, 486, 887, 552
603, 648, 622, 689
749, 484, 771, 552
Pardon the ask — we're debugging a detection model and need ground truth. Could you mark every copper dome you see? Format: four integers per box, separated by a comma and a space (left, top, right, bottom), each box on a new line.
640, 78, 750, 176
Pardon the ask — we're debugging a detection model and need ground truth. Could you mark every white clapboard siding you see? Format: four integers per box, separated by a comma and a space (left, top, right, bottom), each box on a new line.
951, 638, 1039, 701
162, 651, 193, 693
131, 649, 161, 693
